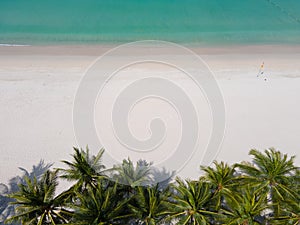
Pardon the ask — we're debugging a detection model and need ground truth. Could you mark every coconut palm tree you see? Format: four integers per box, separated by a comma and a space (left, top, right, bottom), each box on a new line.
5, 170, 72, 225
58, 147, 106, 191
235, 148, 298, 217
221, 186, 269, 225
129, 184, 171, 225
0, 183, 15, 225
69, 179, 132, 225
200, 161, 238, 210
111, 158, 153, 188
271, 199, 300, 225
272, 168, 300, 224
167, 178, 220, 224
1, 161, 53, 225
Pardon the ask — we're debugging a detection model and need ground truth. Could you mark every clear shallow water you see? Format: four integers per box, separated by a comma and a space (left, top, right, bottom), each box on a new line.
0, 0, 300, 45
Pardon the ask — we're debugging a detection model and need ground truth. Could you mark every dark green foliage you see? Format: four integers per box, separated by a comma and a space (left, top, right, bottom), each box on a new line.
3, 147, 299, 225
200, 161, 238, 210
167, 178, 221, 224
221, 186, 269, 225
69, 179, 132, 225
0, 160, 52, 225
235, 148, 299, 218
129, 185, 171, 225
58, 147, 107, 191
5, 170, 72, 225
111, 158, 153, 187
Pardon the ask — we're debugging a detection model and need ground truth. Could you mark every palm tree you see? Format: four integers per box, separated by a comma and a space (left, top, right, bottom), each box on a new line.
167, 178, 220, 224
200, 161, 238, 209
58, 147, 106, 191
272, 168, 300, 224
129, 185, 171, 225
111, 158, 153, 188
272, 199, 300, 225
1, 160, 53, 225
69, 179, 132, 225
221, 186, 269, 225
0, 183, 15, 225
5, 170, 72, 225
235, 148, 298, 217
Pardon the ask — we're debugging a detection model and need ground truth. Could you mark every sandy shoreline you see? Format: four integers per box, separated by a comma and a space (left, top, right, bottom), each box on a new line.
2, 43, 300, 56
1, 44, 300, 186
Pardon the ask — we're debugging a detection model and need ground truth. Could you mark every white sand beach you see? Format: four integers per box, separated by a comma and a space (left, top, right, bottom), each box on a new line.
1, 44, 300, 186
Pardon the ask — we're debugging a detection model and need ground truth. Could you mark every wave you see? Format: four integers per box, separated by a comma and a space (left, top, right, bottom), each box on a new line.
0, 44, 31, 47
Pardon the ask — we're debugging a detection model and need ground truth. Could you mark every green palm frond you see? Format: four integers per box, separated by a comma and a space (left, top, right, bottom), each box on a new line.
200, 161, 239, 210
70, 179, 132, 225
167, 178, 221, 224
112, 158, 153, 187
58, 147, 107, 191
129, 184, 171, 224
221, 186, 269, 225
235, 148, 298, 220
5, 170, 71, 225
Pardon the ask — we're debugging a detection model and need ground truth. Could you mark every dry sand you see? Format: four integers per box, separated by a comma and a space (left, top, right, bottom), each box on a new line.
1, 44, 300, 186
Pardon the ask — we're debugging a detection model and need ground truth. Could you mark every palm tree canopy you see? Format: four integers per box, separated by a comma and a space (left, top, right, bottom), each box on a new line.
235, 148, 298, 199
112, 158, 153, 187
221, 186, 269, 225
129, 185, 171, 225
3, 148, 299, 225
5, 170, 71, 225
59, 147, 106, 190
167, 178, 220, 224
200, 161, 239, 209
70, 179, 132, 225
272, 199, 300, 224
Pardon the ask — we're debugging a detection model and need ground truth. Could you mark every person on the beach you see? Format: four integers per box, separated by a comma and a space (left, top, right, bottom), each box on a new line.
257, 62, 264, 77
257, 62, 267, 81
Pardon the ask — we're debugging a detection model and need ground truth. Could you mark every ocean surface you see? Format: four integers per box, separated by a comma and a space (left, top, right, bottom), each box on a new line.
0, 0, 300, 45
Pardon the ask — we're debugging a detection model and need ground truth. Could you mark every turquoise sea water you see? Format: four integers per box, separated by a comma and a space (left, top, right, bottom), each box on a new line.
0, 0, 300, 45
